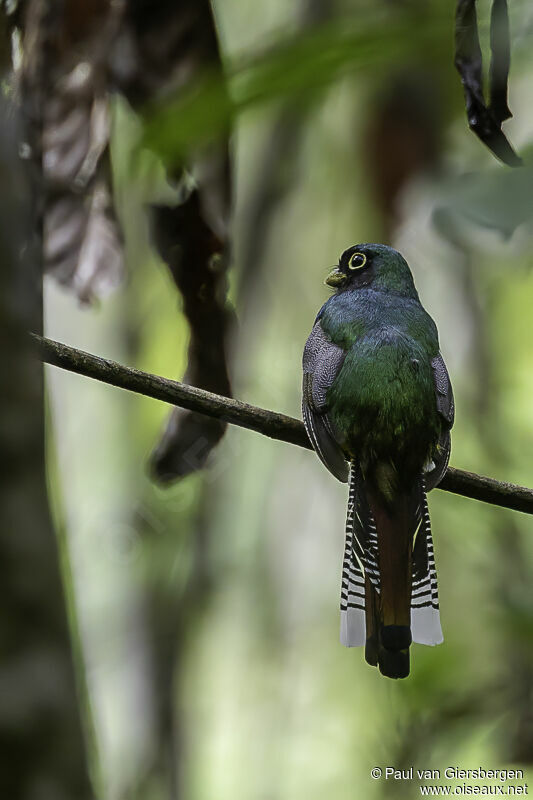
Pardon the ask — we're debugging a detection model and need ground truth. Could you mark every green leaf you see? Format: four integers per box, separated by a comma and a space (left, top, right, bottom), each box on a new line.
435, 146, 533, 238
141, 9, 449, 167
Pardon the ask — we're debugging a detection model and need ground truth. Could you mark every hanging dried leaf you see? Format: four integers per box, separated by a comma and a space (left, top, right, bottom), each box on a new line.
20, 0, 125, 303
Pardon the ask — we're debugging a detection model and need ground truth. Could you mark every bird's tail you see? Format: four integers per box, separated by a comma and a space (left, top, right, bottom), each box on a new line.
340, 462, 442, 679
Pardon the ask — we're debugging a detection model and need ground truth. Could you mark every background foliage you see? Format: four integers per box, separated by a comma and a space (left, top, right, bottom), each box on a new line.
40, 0, 533, 797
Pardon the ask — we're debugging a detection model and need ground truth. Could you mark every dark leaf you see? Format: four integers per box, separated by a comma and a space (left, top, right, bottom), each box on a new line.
454, 0, 522, 167
110, 0, 234, 484
149, 192, 234, 484
489, 0, 512, 123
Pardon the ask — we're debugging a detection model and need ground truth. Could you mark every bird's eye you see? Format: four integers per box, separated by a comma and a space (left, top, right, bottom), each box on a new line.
348, 252, 367, 270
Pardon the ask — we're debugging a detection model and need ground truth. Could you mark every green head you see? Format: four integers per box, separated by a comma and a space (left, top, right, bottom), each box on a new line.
325, 243, 419, 299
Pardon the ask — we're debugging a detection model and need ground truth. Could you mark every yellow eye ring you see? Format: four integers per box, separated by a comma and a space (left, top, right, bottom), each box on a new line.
348, 252, 367, 270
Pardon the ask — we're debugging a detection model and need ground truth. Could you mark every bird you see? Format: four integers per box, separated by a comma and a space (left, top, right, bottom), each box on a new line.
302, 243, 454, 679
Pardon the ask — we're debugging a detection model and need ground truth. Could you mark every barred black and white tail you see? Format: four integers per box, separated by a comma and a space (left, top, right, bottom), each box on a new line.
411, 488, 443, 645
340, 464, 443, 657
340, 463, 379, 646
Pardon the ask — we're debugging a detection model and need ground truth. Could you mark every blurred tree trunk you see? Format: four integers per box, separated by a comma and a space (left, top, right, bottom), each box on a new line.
0, 91, 93, 797
461, 256, 533, 762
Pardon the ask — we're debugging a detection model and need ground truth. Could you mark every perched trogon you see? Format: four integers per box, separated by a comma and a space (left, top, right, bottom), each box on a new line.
302, 244, 454, 679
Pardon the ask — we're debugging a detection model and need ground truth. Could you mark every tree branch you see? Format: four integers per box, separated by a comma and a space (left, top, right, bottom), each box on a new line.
33, 333, 533, 516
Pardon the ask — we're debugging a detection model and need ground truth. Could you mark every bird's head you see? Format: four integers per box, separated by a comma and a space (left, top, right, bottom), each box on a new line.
325, 243, 418, 299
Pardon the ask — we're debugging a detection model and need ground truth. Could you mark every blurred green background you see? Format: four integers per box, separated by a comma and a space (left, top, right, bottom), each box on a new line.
43, 0, 533, 797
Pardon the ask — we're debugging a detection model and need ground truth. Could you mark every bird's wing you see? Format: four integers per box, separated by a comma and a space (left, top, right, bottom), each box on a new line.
425, 352, 454, 491
302, 321, 349, 483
